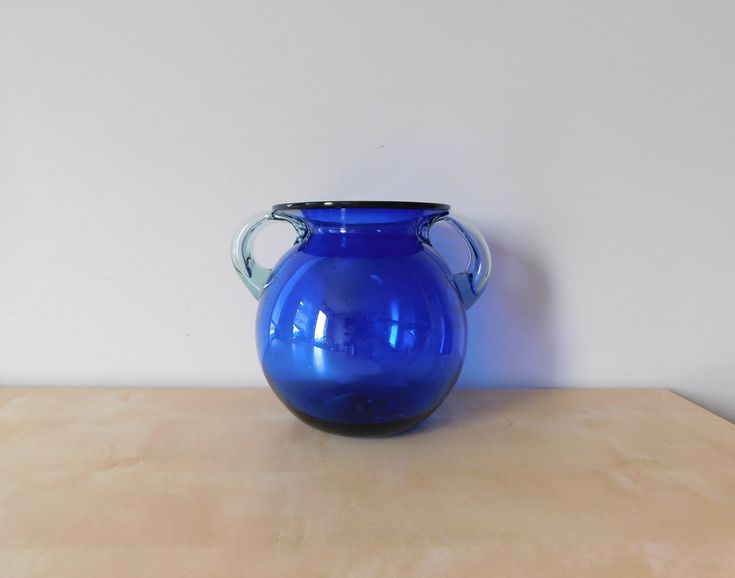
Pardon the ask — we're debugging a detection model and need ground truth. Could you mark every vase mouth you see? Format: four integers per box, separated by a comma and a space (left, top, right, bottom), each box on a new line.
272, 200, 450, 211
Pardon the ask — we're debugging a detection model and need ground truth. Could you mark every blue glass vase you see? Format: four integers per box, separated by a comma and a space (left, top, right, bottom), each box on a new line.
232, 201, 491, 436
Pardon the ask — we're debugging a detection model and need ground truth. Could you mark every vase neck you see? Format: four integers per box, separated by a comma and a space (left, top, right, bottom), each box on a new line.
275, 207, 447, 256
283, 207, 444, 234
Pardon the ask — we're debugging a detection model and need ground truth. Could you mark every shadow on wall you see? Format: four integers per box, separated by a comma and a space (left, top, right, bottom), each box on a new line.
456, 230, 557, 388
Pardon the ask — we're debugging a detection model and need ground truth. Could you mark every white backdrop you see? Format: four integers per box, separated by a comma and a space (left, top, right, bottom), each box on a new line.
2, 1, 734, 420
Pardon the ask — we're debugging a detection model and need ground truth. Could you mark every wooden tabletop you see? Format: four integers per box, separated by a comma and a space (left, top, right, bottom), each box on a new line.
1, 387, 733, 577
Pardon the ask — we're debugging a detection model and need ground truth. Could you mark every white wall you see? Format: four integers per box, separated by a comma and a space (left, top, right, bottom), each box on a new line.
2, 1, 734, 420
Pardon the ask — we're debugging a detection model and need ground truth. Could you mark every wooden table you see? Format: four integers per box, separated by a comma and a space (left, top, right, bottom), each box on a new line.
1, 388, 733, 577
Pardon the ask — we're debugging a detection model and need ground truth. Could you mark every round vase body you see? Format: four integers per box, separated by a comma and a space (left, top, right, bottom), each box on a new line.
255, 206, 467, 435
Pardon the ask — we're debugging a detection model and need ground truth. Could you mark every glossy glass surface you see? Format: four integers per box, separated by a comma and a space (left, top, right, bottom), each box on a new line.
256, 207, 467, 435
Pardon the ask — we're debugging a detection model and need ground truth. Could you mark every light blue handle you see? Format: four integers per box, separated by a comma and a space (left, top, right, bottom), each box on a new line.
428, 214, 492, 309
231, 212, 307, 300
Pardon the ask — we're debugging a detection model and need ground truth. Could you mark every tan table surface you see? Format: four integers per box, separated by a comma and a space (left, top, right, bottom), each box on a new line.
1, 387, 734, 577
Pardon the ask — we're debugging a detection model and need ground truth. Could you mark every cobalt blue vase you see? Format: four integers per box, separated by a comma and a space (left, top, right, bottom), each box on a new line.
232, 201, 491, 436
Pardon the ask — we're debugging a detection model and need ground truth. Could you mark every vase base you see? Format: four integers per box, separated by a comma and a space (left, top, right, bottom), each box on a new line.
285, 404, 436, 437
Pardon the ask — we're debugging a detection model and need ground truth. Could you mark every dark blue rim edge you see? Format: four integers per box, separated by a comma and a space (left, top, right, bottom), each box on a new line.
272, 201, 450, 211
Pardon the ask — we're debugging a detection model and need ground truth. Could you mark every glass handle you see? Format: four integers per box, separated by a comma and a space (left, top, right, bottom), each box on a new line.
428, 213, 492, 309
231, 212, 307, 300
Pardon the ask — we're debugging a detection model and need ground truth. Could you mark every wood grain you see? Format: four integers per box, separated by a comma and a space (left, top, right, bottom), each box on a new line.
1, 387, 733, 577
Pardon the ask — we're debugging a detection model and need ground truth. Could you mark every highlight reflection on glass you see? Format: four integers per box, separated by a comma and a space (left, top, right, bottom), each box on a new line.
314, 310, 328, 343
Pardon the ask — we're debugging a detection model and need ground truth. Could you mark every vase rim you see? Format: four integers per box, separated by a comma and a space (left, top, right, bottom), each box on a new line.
272, 201, 450, 211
